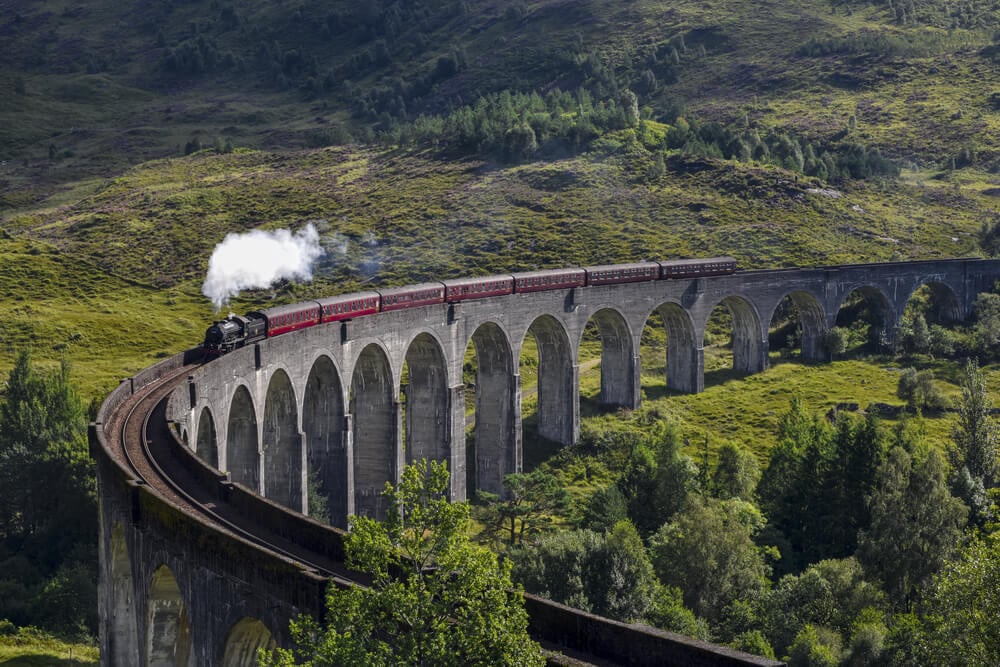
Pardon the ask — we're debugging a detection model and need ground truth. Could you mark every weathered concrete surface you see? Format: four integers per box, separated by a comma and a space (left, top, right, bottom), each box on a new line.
171, 258, 1000, 521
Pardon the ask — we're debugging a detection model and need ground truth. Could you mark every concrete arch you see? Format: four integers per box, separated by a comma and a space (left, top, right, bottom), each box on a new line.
835, 285, 894, 351
109, 523, 139, 666
768, 290, 827, 361
467, 321, 519, 496
196, 406, 218, 469
263, 369, 302, 512
303, 355, 347, 527
525, 314, 576, 446
147, 565, 193, 667
902, 280, 964, 323
705, 295, 767, 374
227, 385, 259, 492
351, 343, 397, 519
403, 332, 449, 467
582, 308, 637, 409
220, 617, 276, 667
651, 302, 701, 394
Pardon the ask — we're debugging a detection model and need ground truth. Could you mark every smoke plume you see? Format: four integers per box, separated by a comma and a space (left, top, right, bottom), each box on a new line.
202, 224, 325, 311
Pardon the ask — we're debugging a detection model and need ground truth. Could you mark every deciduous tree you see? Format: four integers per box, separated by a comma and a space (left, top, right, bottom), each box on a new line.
917, 537, 1000, 666
649, 498, 771, 624
512, 520, 658, 623
263, 459, 543, 666
0, 350, 96, 633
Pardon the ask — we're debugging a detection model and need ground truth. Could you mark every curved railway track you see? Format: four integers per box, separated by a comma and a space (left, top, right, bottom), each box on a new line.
102, 359, 778, 666
111, 362, 356, 582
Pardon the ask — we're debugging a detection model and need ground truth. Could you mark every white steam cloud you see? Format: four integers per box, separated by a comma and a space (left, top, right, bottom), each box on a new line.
202, 224, 325, 311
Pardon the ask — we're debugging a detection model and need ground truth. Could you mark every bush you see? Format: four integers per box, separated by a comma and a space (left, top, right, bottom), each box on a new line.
786, 624, 842, 667
821, 327, 847, 359
896, 367, 948, 412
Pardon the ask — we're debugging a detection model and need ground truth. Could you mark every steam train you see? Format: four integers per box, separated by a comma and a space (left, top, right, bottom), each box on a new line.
203, 257, 737, 356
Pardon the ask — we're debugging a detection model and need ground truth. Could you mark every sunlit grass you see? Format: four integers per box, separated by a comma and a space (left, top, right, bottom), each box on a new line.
0, 626, 98, 666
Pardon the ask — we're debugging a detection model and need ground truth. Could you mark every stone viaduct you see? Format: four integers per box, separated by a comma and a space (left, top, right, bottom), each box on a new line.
94, 257, 1000, 666
173, 258, 998, 523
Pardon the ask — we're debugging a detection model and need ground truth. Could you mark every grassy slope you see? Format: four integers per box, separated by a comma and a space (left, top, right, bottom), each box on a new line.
0, 1, 995, 446
0, 231, 209, 397
0, 141, 996, 399
1, 0, 999, 193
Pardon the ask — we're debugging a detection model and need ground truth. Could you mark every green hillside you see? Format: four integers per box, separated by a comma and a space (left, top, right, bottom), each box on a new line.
0, 0, 999, 389
3, 0, 1000, 195
4, 3, 1000, 658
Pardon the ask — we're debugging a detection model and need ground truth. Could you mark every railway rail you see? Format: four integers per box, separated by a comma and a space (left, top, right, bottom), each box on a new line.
111, 362, 357, 583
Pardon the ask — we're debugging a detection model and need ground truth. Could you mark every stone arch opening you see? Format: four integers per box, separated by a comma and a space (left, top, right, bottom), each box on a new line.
835, 286, 894, 354
580, 308, 635, 410
465, 322, 517, 497
109, 523, 139, 666
303, 355, 346, 527
896, 282, 964, 356
641, 303, 699, 395
351, 344, 396, 519
263, 369, 302, 512
196, 407, 218, 468
147, 565, 193, 667
768, 291, 827, 362
522, 315, 575, 459
227, 385, 259, 492
221, 617, 276, 667
704, 296, 765, 380
403, 333, 449, 468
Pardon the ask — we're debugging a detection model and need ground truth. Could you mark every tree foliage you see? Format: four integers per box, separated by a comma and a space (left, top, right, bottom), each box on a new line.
263, 459, 543, 666
511, 519, 659, 623
950, 358, 1000, 488
971, 292, 1000, 359
762, 558, 885, 658
757, 399, 891, 573
649, 497, 771, 624
712, 442, 761, 501
618, 423, 697, 535
857, 447, 967, 609
473, 468, 570, 547
896, 367, 948, 412
0, 351, 96, 635
577, 483, 629, 533
917, 537, 1000, 666
949, 358, 1000, 527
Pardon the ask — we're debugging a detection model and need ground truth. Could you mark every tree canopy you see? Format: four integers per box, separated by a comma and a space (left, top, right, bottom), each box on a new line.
262, 459, 544, 667
0, 351, 96, 635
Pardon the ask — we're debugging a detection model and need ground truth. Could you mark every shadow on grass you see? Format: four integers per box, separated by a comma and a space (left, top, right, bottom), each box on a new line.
640, 383, 691, 402
703, 366, 750, 388
578, 395, 628, 419
521, 414, 562, 471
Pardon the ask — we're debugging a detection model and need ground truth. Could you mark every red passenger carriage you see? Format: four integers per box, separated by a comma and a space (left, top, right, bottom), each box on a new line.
513, 268, 587, 293
584, 262, 660, 286
441, 275, 514, 302
317, 292, 381, 323
252, 302, 321, 337
378, 283, 446, 311
659, 257, 737, 279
